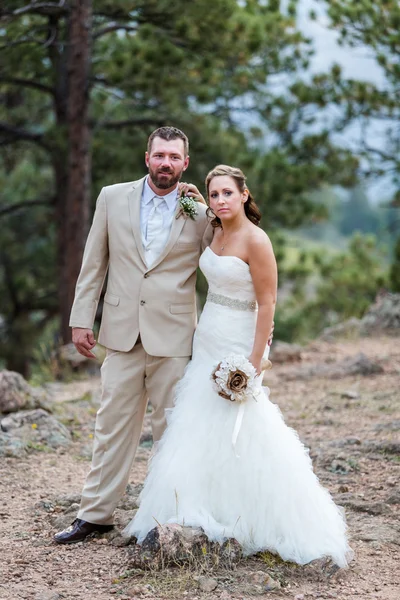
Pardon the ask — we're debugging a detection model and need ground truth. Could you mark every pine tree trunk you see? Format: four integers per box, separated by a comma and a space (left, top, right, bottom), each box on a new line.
60, 0, 93, 343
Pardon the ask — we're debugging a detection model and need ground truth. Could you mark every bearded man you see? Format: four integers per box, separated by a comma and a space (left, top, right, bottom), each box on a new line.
55, 126, 211, 544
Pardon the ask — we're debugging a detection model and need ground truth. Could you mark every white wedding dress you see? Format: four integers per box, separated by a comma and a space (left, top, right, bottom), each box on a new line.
124, 247, 351, 567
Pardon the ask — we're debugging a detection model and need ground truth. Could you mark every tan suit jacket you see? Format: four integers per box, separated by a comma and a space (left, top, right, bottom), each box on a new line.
70, 176, 212, 356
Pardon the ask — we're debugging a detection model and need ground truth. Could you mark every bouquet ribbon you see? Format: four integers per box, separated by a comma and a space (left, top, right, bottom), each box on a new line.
231, 388, 263, 457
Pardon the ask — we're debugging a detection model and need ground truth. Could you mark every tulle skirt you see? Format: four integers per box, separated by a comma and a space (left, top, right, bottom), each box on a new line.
124, 303, 351, 567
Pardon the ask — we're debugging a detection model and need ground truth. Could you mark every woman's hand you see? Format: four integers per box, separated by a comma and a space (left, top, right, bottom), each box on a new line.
248, 353, 263, 376
178, 182, 207, 205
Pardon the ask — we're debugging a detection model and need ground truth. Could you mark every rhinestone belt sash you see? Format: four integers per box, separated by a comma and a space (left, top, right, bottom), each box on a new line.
207, 290, 257, 312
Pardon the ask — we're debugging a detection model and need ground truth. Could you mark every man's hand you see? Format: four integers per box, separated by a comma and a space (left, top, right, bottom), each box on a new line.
178, 182, 207, 205
72, 327, 97, 359
267, 320, 275, 347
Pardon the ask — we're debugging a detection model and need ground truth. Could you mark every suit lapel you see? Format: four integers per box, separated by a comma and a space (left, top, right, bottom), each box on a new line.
148, 204, 186, 271
128, 178, 146, 266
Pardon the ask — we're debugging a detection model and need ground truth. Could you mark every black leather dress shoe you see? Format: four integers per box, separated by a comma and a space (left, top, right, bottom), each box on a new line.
54, 518, 114, 544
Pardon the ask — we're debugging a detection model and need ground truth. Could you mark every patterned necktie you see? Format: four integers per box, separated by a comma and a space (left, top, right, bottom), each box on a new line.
146, 196, 164, 247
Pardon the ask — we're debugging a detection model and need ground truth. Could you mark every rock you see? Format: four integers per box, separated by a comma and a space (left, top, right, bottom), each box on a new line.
248, 570, 269, 585
110, 534, 133, 547
58, 343, 102, 374
329, 458, 354, 475
341, 499, 392, 516
51, 514, 75, 531
363, 441, 400, 456
319, 318, 361, 342
128, 524, 242, 569
386, 491, 400, 505
117, 483, 143, 511
337, 485, 349, 493
125, 585, 151, 597
198, 576, 218, 592
342, 354, 384, 376
351, 518, 400, 545
283, 352, 383, 381
328, 437, 361, 448
35, 499, 54, 512
360, 291, 400, 335
264, 575, 281, 592
0, 370, 51, 414
117, 496, 139, 511
241, 571, 281, 595
341, 390, 359, 399
269, 341, 303, 363
34, 593, 61, 600
0, 408, 72, 450
54, 493, 82, 508
139, 431, 153, 447
294, 595, 305, 600
374, 420, 400, 432
64, 502, 80, 515
0, 432, 27, 458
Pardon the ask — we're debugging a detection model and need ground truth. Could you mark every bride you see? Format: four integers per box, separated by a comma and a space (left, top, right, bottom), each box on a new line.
124, 165, 352, 567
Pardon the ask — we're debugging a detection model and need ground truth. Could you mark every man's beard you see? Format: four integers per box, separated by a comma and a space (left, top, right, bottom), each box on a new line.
148, 166, 183, 190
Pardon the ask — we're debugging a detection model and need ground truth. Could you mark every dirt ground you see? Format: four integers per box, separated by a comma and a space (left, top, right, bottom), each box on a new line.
0, 336, 399, 600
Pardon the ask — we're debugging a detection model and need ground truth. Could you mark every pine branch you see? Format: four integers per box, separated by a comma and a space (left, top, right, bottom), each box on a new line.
99, 117, 165, 130
1, 1, 68, 18
93, 23, 138, 39
0, 76, 54, 95
0, 121, 50, 149
0, 198, 54, 218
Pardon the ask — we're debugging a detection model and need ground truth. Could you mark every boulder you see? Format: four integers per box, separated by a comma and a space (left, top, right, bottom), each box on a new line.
269, 341, 302, 363
128, 523, 242, 569
58, 343, 102, 375
319, 317, 361, 342
0, 408, 72, 451
0, 370, 51, 414
0, 432, 27, 458
361, 291, 400, 335
283, 352, 383, 381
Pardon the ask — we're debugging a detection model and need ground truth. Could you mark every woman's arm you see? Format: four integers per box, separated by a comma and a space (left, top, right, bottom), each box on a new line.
248, 233, 278, 373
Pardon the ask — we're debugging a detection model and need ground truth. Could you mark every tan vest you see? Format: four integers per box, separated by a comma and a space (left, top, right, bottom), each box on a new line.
69, 177, 212, 356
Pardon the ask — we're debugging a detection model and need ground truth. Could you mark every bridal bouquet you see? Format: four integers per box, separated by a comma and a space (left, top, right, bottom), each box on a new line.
211, 354, 272, 404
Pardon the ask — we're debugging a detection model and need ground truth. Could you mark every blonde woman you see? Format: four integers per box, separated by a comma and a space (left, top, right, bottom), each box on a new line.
124, 165, 352, 568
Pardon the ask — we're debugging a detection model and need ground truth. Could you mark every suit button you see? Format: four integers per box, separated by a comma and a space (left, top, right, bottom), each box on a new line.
144, 273, 149, 278
140, 300, 145, 305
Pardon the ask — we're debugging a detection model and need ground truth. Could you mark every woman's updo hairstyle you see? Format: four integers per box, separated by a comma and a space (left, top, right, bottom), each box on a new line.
205, 164, 261, 228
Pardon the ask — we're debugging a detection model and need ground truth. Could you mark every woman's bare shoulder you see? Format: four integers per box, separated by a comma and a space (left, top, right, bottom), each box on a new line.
246, 224, 273, 256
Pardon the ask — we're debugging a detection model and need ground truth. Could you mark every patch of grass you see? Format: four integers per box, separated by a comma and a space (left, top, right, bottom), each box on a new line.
116, 567, 197, 597
73, 454, 92, 462
346, 458, 360, 471
26, 441, 52, 453
257, 550, 297, 569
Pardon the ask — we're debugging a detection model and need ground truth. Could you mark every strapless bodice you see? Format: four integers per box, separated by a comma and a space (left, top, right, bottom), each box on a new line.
199, 247, 256, 304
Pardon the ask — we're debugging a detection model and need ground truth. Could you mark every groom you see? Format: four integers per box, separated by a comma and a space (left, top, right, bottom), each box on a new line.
55, 126, 212, 544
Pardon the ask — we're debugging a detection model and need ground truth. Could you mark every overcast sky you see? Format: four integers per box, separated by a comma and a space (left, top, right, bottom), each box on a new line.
298, 0, 386, 86
297, 0, 392, 202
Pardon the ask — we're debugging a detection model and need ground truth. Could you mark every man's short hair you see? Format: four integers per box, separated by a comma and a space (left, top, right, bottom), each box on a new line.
147, 126, 189, 157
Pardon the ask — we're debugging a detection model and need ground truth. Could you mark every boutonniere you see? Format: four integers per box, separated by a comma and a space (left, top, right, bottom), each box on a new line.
176, 191, 198, 220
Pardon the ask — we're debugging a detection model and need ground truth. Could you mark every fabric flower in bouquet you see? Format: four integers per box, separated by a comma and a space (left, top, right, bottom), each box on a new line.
211, 354, 272, 404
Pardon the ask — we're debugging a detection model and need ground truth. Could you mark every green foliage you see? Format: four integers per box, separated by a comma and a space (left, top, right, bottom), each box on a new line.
389, 236, 400, 292
5, 0, 394, 372
323, 0, 400, 189
275, 233, 388, 342
339, 187, 381, 236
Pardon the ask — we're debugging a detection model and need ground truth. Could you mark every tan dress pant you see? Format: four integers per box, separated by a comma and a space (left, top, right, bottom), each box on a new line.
77, 341, 190, 524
